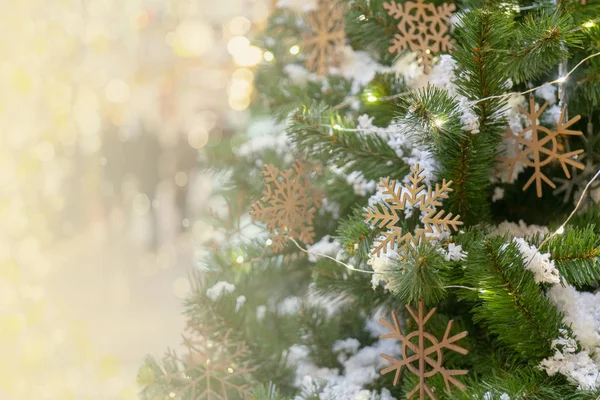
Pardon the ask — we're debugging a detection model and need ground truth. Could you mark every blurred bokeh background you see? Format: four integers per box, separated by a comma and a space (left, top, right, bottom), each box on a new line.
0, 0, 272, 398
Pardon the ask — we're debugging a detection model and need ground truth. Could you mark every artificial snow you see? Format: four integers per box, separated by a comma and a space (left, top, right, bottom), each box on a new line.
540, 329, 600, 390
511, 238, 560, 284
306, 235, 343, 263
490, 219, 549, 238
535, 84, 557, 105
443, 243, 467, 261
278, 296, 303, 316
235, 295, 246, 312
206, 281, 235, 301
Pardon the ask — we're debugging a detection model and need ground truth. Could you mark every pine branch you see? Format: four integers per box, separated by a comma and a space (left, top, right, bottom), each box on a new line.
450, 9, 513, 223
507, 12, 583, 84
287, 105, 409, 181
386, 243, 450, 307
346, 0, 401, 64
457, 236, 565, 362
540, 225, 600, 287
336, 207, 377, 262
445, 367, 597, 399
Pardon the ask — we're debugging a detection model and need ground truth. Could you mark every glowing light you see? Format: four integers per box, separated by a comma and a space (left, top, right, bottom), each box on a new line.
266, 239, 273, 246
169, 393, 176, 398
105, 80, 130, 103
434, 118, 445, 127
556, 76, 567, 83
263, 51, 274, 62
479, 289, 487, 294
188, 127, 209, 149
333, 124, 341, 129
555, 226, 565, 235
228, 36, 250, 55
236, 255, 244, 264
289, 45, 300, 55
583, 20, 595, 28
227, 367, 234, 373
358, 14, 367, 21
366, 94, 377, 102
174, 20, 214, 57
425, 49, 431, 54
233, 46, 263, 67
228, 16, 251, 36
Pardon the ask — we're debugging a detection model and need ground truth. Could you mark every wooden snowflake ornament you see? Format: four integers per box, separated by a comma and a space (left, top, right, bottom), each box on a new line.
364, 164, 462, 260
250, 160, 323, 252
497, 95, 584, 198
302, 0, 346, 75
383, 0, 455, 73
164, 324, 253, 399
379, 299, 469, 400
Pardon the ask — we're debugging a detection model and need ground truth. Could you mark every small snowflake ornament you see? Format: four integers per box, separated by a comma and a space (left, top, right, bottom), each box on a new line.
250, 160, 323, 252
364, 164, 463, 261
383, 0, 456, 73
379, 299, 469, 399
163, 324, 253, 399
497, 95, 584, 198
302, 0, 346, 75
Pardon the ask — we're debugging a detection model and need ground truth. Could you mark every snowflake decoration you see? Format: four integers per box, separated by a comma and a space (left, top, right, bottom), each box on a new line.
383, 0, 455, 73
363, 164, 462, 260
250, 160, 323, 252
302, 0, 346, 75
379, 299, 469, 400
497, 95, 584, 198
163, 324, 253, 399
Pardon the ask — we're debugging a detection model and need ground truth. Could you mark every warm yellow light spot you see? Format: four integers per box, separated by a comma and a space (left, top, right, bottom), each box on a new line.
228, 16, 251, 36
583, 20, 595, 28
367, 94, 377, 102
118, 385, 137, 400
425, 49, 431, 54
26, 301, 46, 326
227, 367, 234, 373
0, 258, 20, 282
263, 51, 274, 62
137, 11, 150, 30
174, 20, 214, 57
266, 239, 273, 246
169, 393, 176, 398
98, 355, 121, 379
289, 45, 300, 55
236, 255, 244, 264
11, 68, 33, 94
228, 36, 250, 55
0, 314, 26, 339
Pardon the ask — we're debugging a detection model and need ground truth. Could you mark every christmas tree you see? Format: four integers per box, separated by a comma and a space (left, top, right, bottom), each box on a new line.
138, 0, 600, 398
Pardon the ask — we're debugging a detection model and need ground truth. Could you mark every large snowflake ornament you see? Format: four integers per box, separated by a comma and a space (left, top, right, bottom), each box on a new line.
302, 0, 346, 75
163, 325, 253, 399
250, 160, 323, 252
383, 0, 455, 73
379, 299, 469, 399
364, 164, 462, 260
497, 95, 584, 198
